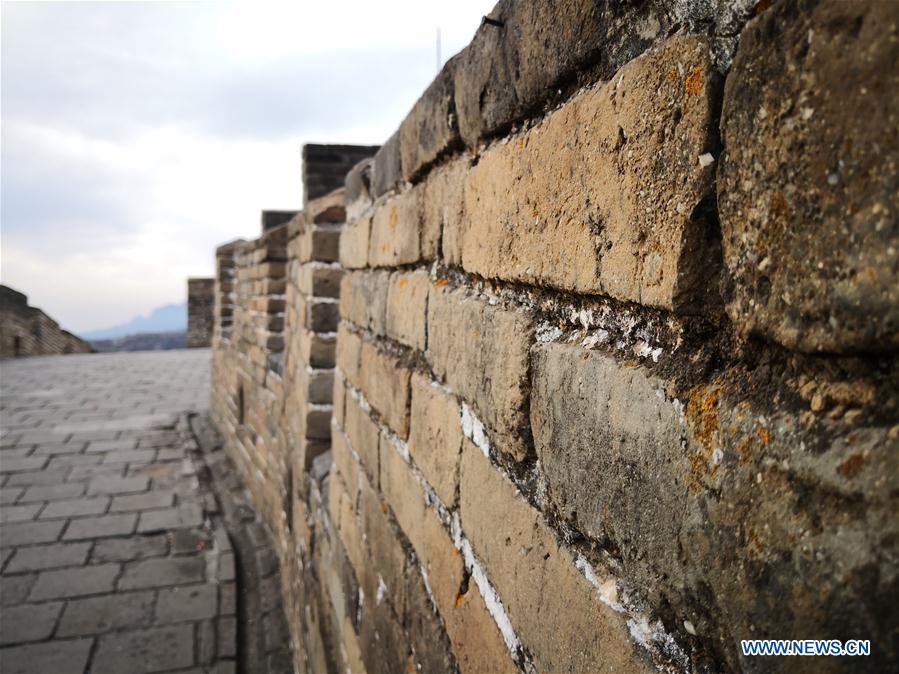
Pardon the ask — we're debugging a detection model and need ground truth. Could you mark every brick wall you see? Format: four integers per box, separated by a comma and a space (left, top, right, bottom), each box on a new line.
0, 285, 92, 358
210, 1, 898, 673
187, 278, 215, 348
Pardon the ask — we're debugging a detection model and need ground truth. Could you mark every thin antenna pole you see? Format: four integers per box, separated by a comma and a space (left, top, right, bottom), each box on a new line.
436, 28, 442, 72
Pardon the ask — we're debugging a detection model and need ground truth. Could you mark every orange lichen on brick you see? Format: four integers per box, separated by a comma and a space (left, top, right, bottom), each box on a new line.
756, 427, 770, 446
389, 207, 398, 228
398, 278, 407, 288
837, 452, 865, 479
434, 278, 449, 289
686, 384, 721, 452
685, 66, 704, 96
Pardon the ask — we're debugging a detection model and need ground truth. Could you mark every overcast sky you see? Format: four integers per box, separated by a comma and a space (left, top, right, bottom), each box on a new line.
1, 0, 492, 333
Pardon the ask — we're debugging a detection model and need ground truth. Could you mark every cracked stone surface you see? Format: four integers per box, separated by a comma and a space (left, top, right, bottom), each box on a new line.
0, 350, 247, 674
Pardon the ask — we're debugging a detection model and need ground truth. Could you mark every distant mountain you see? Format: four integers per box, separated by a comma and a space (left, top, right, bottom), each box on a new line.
82, 303, 186, 340
90, 331, 186, 353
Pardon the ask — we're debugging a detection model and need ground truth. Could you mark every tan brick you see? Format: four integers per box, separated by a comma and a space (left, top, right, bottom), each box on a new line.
459, 441, 654, 673
422, 156, 470, 264
330, 473, 366, 582
460, 35, 717, 311
377, 432, 426, 557
339, 215, 370, 269
408, 373, 462, 507
427, 282, 532, 460
298, 330, 335, 369
415, 508, 516, 674
357, 470, 407, 616
330, 424, 360, 500
306, 188, 346, 224
297, 265, 342, 299
368, 188, 422, 267
359, 341, 411, 438
344, 392, 379, 488
332, 371, 346, 427
340, 271, 389, 335
336, 323, 362, 389
298, 226, 341, 263
386, 271, 429, 351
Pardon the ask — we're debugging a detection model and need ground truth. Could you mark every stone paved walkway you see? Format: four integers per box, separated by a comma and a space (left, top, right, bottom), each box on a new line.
0, 350, 242, 674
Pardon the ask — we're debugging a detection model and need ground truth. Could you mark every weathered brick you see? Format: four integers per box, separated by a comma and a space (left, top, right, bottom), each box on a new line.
343, 392, 379, 488
118, 557, 204, 590
459, 440, 653, 673
368, 187, 422, 267
370, 131, 401, 199
719, 0, 899, 352
399, 59, 459, 182
0, 638, 93, 674
427, 282, 533, 460
377, 433, 426, 560
340, 270, 389, 335
338, 215, 370, 269
30, 563, 120, 600
297, 226, 341, 263
359, 341, 411, 438
460, 35, 718, 311
356, 468, 407, 622
40, 496, 109, 519
298, 330, 336, 369
156, 583, 218, 622
0, 601, 62, 645
423, 156, 469, 264
92, 624, 194, 674
302, 297, 340, 332
332, 371, 347, 427
335, 323, 362, 389
386, 270, 428, 351
5, 542, 91, 573
57, 591, 154, 636
408, 373, 462, 507
63, 513, 137, 540
297, 265, 342, 299
0, 519, 65, 546
345, 157, 375, 221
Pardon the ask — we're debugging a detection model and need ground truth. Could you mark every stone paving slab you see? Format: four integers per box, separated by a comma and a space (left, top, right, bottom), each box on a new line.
0, 350, 243, 674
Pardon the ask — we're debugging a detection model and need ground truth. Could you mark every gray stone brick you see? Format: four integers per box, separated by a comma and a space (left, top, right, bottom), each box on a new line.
102, 449, 157, 465
171, 529, 211, 555
109, 490, 174, 513
0, 637, 93, 674
86, 438, 138, 453
92, 534, 168, 563
0, 504, 41, 523
0, 486, 23, 504
220, 582, 236, 615
137, 503, 203, 533
218, 616, 237, 658
46, 454, 102, 469
63, 513, 137, 540
4, 469, 68, 487
87, 475, 149, 495
91, 624, 194, 674
0, 456, 48, 474
66, 464, 125, 482
118, 556, 204, 590
4, 542, 91, 573
29, 563, 119, 600
0, 601, 63, 645
57, 590, 155, 636
40, 496, 109, 519
0, 575, 34, 606
32, 443, 84, 456
0, 519, 65, 547
156, 583, 218, 623
20, 482, 85, 503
